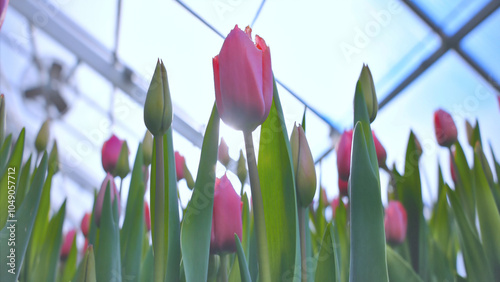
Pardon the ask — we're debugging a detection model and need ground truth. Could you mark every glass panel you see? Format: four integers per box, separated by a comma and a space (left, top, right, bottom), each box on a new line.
461, 8, 500, 88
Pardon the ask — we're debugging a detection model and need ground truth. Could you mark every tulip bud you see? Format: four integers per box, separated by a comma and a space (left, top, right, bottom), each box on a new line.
114, 141, 130, 179
0, 94, 5, 145
210, 175, 243, 254
237, 149, 247, 186
101, 134, 124, 175
336, 130, 353, 181
0, 0, 8, 30
338, 178, 348, 197
175, 151, 194, 189
414, 134, 423, 159
372, 131, 387, 169
60, 229, 76, 260
48, 141, 60, 174
290, 124, 317, 207
144, 60, 173, 136
384, 201, 408, 245
142, 130, 153, 166
434, 109, 457, 147
218, 137, 230, 167
94, 173, 121, 227
144, 201, 151, 232
35, 120, 50, 153
81, 212, 91, 237
357, 65, 378, 123
213, 25, 273, 132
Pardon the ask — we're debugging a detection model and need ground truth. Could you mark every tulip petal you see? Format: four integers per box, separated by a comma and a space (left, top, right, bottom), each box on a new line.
213, 55, 224, 116
258, 35, 273, 124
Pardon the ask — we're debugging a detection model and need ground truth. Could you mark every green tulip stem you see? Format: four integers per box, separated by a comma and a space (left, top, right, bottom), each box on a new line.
119, 177, 124, 200
243, 130, 271, 282
298, 207, 307, 282
153, 136, 166, 282
218, 254, 229, 282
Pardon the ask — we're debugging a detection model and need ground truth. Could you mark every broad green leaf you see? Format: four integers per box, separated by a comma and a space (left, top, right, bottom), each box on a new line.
386, 246, 423, 282
0, 153, 48, 282
0, 134, 12, 175
429, 166, 450, 252
120, 144, 145, 282
88, 192, 99, 250
139, 247, 154, 282
181, 104, 219, 282
14, 155, 32, 209
428, 237, 454, 282
75, 245, 97, 282
349, 122, 388, 282
32, 201, 66, 282
489, 143, 500, 211
248, 215, 258, 281
451, 142, 475, 225
0, 129, 25, 228
447, 186, 493, 281
315, 223, 337, 282
333, 201, 349, 282
95, 183, 122, 282
235, 234, 252, 282
258, 80, 300, 281
395, 131, 428, 278
59, 232, 78, 282
473, 144, 500, 278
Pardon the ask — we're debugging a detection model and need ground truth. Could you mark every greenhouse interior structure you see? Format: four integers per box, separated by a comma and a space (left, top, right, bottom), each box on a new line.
0, 0, 500, 281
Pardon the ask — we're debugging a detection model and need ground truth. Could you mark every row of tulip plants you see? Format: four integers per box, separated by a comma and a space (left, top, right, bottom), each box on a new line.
1, 25, 500, 282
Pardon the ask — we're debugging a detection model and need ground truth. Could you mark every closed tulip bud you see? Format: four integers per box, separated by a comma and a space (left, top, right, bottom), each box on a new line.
81, 213, 91, 237
144, 60, 173, 136
114, 141, 130, 179
0, 94, 5, 145
218, 137, 230, 167
60, 229, 76, 260
142, 130, 153, 166
95, 173, 121, 227
144, 201, 151, 232
336, 130, 353, 181
175, 151, 194, 189
237, 149, 247, 186
384, 201, 408, 245
434, 109, 457, 147
0, 0, 8, 30
101, 134, 124, 175
210, 175, 243, 254
35, 120, 50, 153
414, 134, 423, 159
290, 124, 317, 207
357, 65, 378, 123
213, 25, 273, 132
372, 131, 387, 169
49, 141, 60, 174
338, 178, 348, 197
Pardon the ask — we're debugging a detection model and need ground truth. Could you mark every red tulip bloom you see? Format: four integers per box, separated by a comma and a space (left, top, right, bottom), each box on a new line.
94, 173, 121, 227
372, 131, 387, 168
102, 134, 124, 174
210, 175, 243, 254
384, 201, 408, 245
338, 178, 348, 197
60, 229, 76, 260
434, 109, 457, 147
144, 201, 151, 232
175, 151, 185, 180
336, 130, 353, 181
0, 0, 8, 30
81, 213, 91, 237
213, 25, 273, 132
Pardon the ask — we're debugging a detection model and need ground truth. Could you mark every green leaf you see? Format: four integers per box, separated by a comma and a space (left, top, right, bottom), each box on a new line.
451, 142, 475, 226
15, 155, 32, 210
428, 237, 455, 282
248, 215, 258, 281
333, 201, 349, 282
32, 201, 67, 282
349, 121, 388, 282
386, 246, 423, 282
473, 144, 500, 278
315, 223, 337, 282
75, 245, 97, 282
0, 129, 25, 228
60, 233, 78, 282
0, 153, 48, 282
139, 247, 154, 282
120, 144, 145, 282
447, 186, 494, 281
0, 134, 12, 175
95, 183, 122, 282
181, 104, 219, 282
235, 234, 252, 282
258, 80, 301, 281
